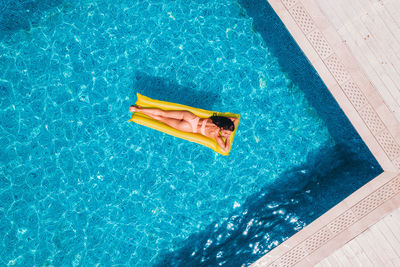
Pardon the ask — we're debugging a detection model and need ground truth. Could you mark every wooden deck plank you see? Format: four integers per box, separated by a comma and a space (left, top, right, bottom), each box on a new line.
348, 0, 368, 19
315, 207, 400, 266
316, 0, 348, 29
341, 18, 399, 84
316, 257, 335, 267
351, 15, 400, 99
369, 2, 400, 46
368, 222, 399, 261
355, 229, 387, 266
345, 240, 374, 266
390, 258, 400, 267
340, 16, 400, 118
389, 206, 400, 223
315, 0, 400, 123
340, 243, 365, 265
316, 253, 344, 267
340, 21, 400, 118
359, 9, 400, 80
383, 0, 400, 30
313, 1, 342, 29
374, 221, 400, 259
329, 251, 349, 267
381, 213, 400, 246
366, 3, 400, 84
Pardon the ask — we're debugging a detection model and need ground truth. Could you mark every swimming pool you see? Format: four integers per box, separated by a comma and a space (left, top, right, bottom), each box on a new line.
0, 0, 382, 266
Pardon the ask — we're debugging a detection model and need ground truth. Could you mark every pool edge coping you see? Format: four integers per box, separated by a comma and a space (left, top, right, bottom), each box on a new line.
251, 0, 400, 266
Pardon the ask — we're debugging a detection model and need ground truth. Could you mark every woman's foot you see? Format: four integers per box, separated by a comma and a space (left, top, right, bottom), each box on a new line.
129, 105, 140, 112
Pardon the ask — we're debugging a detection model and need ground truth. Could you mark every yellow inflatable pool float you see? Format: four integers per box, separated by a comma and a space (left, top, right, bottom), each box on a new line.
129, 93, 240, 155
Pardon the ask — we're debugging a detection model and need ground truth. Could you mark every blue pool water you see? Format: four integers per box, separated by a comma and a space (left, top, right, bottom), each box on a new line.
0, 0, 382, 266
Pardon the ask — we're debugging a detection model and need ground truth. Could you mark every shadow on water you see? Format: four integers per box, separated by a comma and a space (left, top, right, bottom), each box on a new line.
134, 72, 222, 110
154, 141, 382, 266
0, 0, 63, 39
238, 0, 358, 144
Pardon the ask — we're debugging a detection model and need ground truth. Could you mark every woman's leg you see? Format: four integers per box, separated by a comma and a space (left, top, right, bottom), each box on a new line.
140, 112, 192, 132
131, 105, 197, 121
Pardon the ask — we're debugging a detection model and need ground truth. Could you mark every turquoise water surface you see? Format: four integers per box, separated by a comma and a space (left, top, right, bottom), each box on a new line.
0, 0, 381, 266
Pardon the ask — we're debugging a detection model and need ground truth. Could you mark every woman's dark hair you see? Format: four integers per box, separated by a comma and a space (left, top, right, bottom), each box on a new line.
210, 113, 235, 131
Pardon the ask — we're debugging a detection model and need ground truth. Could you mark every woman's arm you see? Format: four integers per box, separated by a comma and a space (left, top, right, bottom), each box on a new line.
216, 134, 230, 152
229, 117, 239, 129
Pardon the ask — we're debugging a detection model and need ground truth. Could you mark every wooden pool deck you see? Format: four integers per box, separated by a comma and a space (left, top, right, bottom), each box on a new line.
252, 0, 400, 266
316, 206, 400, 267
